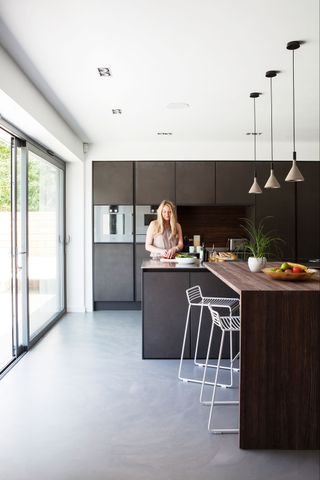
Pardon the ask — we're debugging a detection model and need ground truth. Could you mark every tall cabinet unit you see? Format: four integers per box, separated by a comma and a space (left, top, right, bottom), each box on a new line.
93, 162, 135, 309
135, 161, 175, 205
176, 162, 215, 205
296, 161, 320, 261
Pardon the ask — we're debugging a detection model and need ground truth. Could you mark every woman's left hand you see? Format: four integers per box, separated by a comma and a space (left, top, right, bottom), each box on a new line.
166, 247, 177, 259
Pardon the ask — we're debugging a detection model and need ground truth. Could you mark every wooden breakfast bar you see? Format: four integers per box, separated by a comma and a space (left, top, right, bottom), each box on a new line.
204, 262, 320, 450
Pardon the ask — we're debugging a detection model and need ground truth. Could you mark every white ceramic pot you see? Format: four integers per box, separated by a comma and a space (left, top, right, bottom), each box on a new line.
248, 256, 267, 273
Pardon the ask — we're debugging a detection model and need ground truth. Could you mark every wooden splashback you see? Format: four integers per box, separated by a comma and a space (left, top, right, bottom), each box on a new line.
177, 206, 249, 247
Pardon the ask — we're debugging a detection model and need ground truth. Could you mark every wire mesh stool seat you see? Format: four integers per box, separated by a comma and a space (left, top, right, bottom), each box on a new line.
200, 305, 241, 434
178, 285, 239, 388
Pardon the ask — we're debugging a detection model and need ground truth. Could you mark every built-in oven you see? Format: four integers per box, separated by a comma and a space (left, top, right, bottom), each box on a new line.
94, 205, 133, 243
135, 205, 158, 243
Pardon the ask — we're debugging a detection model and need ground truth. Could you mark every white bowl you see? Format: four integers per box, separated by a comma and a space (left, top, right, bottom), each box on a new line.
175, 257, 196, 264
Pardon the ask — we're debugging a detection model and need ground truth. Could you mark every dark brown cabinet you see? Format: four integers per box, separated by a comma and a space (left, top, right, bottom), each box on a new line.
296, 162, 320, 261
135, 161, 175, 205
135, 244, 150, 301
176, 162, 215, 205
255, 162, 295, 259
215, 161, 255, 205
143, 271, 190, 358
93, 161, 133, 204
93, 244, 134, 302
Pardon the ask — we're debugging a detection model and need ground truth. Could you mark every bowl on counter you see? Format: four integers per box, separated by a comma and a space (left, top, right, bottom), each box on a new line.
262, 267, 317, 281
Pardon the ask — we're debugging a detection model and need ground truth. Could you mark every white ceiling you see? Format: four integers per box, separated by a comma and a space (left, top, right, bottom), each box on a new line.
0, 0, 319, 158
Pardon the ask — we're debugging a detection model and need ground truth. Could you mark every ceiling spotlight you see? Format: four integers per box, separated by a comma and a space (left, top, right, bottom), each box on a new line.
112, 109, 122, 114
98, 67, 111, 77
166, 103, 190, 109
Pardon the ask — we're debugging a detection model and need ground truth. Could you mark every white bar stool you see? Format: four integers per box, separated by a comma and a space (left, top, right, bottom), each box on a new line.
200, 305, 241, 434
178, 285, 239, 387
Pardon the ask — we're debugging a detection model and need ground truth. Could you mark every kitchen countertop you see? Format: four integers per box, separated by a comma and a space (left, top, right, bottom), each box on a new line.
141, 259, 207, 270
204, 261, 320, 294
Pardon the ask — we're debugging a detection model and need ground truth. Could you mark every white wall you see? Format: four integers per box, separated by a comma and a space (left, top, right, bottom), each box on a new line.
0, 45, 87, 313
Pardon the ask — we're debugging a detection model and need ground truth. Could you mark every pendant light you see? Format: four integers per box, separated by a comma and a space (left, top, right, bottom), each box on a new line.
248, 92, 262, 194
285, 40, 304, 182
264, 70, 280, 189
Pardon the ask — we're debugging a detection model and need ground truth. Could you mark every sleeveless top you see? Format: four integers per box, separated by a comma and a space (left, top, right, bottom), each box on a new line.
150, 225, 178, 257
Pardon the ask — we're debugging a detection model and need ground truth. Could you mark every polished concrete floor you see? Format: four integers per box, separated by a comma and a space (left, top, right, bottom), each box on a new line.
0, 311, 318, 480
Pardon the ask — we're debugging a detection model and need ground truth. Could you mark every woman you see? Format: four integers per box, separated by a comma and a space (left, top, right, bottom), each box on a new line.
145, 200, 184, 259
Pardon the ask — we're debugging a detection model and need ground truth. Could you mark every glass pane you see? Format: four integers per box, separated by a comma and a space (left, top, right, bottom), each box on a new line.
0, 130, 14, 369
28, 150, 64, 337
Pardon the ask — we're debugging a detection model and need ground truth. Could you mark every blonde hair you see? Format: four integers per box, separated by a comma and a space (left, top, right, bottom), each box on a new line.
153, 200, 179, 239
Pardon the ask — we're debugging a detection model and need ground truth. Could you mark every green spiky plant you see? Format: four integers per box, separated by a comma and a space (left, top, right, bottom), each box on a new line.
238, 217, 283, 259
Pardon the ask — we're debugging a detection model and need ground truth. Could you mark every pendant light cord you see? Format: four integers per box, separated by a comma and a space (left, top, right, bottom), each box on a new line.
253, 97, 257, 176
292, 49, 296, 157
270, 77, 274, 168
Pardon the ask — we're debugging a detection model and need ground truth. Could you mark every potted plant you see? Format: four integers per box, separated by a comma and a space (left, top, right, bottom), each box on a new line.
238, 217, 283, 272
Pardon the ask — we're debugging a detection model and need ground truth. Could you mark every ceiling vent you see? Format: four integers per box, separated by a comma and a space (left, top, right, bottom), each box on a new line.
112, 109, 122, 114
98, 67, 111, 77
157, 132, 173, 136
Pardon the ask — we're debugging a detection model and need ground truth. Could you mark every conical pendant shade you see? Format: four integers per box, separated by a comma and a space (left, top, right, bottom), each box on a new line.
264, 169, 280, 188
285, 160, 304, 182
249, 176, 263, 194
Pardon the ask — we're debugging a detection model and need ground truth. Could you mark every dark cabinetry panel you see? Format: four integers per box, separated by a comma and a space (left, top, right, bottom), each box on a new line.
135, 162, 175, 205
93, 161, 133, 204
296, 162, 320, 261
256, 162, 295, 259
143, 271, 190, 358
176, 162, 215, 205
216, 161, 254, 205
190, 272, 239, 359
94, 244, 134, 301
135, 244, 150, 301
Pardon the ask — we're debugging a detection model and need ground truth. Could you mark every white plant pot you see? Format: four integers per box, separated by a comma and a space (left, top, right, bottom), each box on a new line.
248, 256, 267, 273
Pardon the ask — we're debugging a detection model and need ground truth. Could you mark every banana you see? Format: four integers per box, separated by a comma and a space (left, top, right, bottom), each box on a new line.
287, 262, 308, 271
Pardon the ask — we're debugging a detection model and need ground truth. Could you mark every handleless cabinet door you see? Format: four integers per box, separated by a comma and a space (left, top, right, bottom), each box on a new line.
143, 271, 190, 358
296, 162, 320, 260
135, 244, 150, 301
256, 162, 295, 259
135, 161, 175, 205
93, 244, 134, 301
176, 162, 215, 205
216, 161, 254, 205
93, 161, 133, 204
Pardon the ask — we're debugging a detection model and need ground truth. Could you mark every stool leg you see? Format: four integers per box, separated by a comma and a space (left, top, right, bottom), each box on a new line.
193, 304, 204, 366
200, 320, 215, 404
208, 330, 225, 432
229, 330, 233, 387
178, 304, 191, 381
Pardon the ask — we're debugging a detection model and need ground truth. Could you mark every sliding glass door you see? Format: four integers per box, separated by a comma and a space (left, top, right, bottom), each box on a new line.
28, 147, 65, 339
0, 124, 65, 373
0, 129, 16, 369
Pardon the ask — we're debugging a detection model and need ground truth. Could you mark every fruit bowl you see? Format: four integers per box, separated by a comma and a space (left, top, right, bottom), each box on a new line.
262, 268, 317, 281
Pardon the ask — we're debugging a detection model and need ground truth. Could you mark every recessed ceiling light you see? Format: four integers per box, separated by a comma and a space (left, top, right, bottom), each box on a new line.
157, 132, 173, 135
166, 102, 190, 109
112, 109, 122, 114
98, 67, 111, 77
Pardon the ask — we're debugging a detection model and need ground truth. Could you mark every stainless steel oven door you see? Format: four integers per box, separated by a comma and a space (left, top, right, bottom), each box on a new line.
135, 205, 157, 243
94, 205, 133, 242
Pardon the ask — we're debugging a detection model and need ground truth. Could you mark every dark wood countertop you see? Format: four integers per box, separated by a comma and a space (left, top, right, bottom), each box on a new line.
204, 261, 320, 295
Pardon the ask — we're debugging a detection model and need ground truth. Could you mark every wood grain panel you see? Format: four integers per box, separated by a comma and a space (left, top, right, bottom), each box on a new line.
240, 290, 320, 449
177, 206, 248, 247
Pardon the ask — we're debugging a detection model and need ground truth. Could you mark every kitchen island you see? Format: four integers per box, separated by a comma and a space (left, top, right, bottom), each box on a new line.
142, 258, 319, 450
141, 259, 239, 359
204, 261, 320, 450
